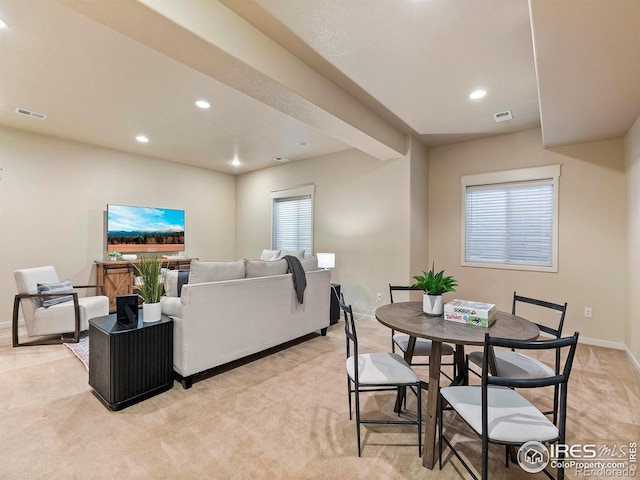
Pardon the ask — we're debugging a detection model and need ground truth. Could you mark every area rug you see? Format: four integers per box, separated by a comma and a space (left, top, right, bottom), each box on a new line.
63, 332, 89, 371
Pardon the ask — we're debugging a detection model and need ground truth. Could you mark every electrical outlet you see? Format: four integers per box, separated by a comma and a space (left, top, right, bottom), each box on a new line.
584, 307, 592, 318
376, 292, 382, 302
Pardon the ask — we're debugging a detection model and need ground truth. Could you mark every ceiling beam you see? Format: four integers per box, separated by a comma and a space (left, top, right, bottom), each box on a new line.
59, 0, 408, 160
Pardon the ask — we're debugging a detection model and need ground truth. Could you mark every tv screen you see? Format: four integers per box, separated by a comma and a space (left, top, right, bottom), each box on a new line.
107, 204, 185, 253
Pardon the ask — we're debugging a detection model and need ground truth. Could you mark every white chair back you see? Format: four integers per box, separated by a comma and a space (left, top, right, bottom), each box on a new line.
14, 266, 60, 332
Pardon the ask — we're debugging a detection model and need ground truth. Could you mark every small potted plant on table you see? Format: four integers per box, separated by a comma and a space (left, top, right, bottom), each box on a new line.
412, 263, 458, 316
106, 250, 122, 261
135, 254, 164, 322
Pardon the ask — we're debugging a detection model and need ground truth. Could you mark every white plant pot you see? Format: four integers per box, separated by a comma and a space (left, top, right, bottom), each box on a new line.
423, 294, 444, 316
142, 302, 162, 323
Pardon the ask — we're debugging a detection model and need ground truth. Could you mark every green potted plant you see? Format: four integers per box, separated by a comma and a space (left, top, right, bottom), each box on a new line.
106, 250, 122, 261
135, 254, 164, 322
412, 262, 458, 316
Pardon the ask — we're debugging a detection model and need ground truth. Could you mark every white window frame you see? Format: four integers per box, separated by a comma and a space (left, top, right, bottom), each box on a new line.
271, 184, 315, 255
461, 164, 560, 272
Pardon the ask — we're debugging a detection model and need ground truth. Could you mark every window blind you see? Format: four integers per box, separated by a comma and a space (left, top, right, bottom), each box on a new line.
464, 180, 554, 267
273, 195, 313, 255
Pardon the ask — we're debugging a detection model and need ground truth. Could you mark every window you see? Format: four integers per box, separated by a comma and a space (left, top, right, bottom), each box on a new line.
271, 185, 314, 256
461, 165, 560, 272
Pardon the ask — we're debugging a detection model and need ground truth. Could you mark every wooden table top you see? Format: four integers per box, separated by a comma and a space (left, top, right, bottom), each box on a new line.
375, 301, 539, 346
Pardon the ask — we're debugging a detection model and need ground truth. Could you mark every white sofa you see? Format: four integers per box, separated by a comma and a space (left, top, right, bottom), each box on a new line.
161, 257, 331, 388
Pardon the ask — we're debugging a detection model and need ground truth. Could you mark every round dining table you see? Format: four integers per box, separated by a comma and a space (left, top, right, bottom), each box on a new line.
375, 301, 540, 470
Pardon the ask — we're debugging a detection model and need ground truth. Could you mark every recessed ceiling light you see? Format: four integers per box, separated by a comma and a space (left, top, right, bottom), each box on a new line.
231, 157, 241, 167
469, 89, 487, 100
195, 100, 210, 109
136, 135, 149, 143
273, 156, 289, 163
0, 19, 8, 29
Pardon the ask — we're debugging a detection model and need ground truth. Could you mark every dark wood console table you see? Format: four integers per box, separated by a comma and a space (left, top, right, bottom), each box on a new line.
95, 258, 192, 312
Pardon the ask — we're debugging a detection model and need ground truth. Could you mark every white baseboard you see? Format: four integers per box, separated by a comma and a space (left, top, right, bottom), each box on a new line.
624, 346, 640, 377
0, 320, 12, 330
353, 311, 375, 321
578, 336, 625, 350
350, 318, 637, 354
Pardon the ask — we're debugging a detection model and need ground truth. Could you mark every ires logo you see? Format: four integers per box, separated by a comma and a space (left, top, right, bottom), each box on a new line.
519, 441, 638, 476
548, 444, 597, 458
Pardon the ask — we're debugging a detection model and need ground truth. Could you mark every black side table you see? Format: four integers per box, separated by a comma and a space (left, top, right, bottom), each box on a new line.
89, 312, 173, 411
330, 283, 341, 325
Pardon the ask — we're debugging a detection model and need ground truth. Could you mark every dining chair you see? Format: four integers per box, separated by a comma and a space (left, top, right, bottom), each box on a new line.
13, 266, 109, 347
439, 331, 579, 480
466, 291, 567, 422
389, 284, 456, 380
341, 293, 422, 456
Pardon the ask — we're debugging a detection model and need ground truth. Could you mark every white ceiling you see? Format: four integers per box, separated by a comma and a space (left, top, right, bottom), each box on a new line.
0, 0, 638, 174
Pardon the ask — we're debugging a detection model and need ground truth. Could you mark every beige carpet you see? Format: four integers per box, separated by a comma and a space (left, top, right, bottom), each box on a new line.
1, 319, 639, 480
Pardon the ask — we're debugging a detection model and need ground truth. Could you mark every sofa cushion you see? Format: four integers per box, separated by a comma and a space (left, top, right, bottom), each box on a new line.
260, 249, 281, 261
164, 270, 190, 297
188, 259, 246, 284
37, 279, 74, 308
277, 249, 305, 259
300, 255, 319, 271
245, 259, 288, 278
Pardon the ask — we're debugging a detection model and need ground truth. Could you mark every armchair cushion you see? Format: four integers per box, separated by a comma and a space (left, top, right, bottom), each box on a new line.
30, 296, 108, 336
37, 279, 74, 308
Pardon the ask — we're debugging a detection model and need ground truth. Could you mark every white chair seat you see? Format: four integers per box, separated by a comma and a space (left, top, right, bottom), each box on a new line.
393, 333, 454, 356
346, 352, 419, 385
31, 296, 109, 336
468, 350, 555, 378
441, 385, 559, 443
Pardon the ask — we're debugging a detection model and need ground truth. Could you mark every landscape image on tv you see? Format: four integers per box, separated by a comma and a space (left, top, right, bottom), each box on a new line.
107, 204, 185, 253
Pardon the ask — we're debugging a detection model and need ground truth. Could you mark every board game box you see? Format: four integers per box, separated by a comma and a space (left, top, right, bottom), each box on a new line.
444, 299, 496, 328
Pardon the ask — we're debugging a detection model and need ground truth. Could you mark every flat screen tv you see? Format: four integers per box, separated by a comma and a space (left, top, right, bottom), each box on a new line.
107, 204, 185, 253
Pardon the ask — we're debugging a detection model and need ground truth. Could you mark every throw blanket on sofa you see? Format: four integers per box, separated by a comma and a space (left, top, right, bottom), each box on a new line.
283, 255, 306, 304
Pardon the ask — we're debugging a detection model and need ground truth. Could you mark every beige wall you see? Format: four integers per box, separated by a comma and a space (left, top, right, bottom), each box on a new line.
0, 126, 236, 324
236, 148, 411, 316
409, 136, 429, 280
4, 123, 634, 349
625, 114, 640, 362
429, 128, 627, 345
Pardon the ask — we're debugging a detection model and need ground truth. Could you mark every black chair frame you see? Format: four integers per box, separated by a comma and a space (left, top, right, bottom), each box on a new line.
466, 291, 567, 422
340, 294, 422, 457
440, 332, 579, 480
389, 284, 456, 381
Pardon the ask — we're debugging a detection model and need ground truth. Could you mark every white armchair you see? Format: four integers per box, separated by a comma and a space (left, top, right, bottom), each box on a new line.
13, 266, 109, 347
